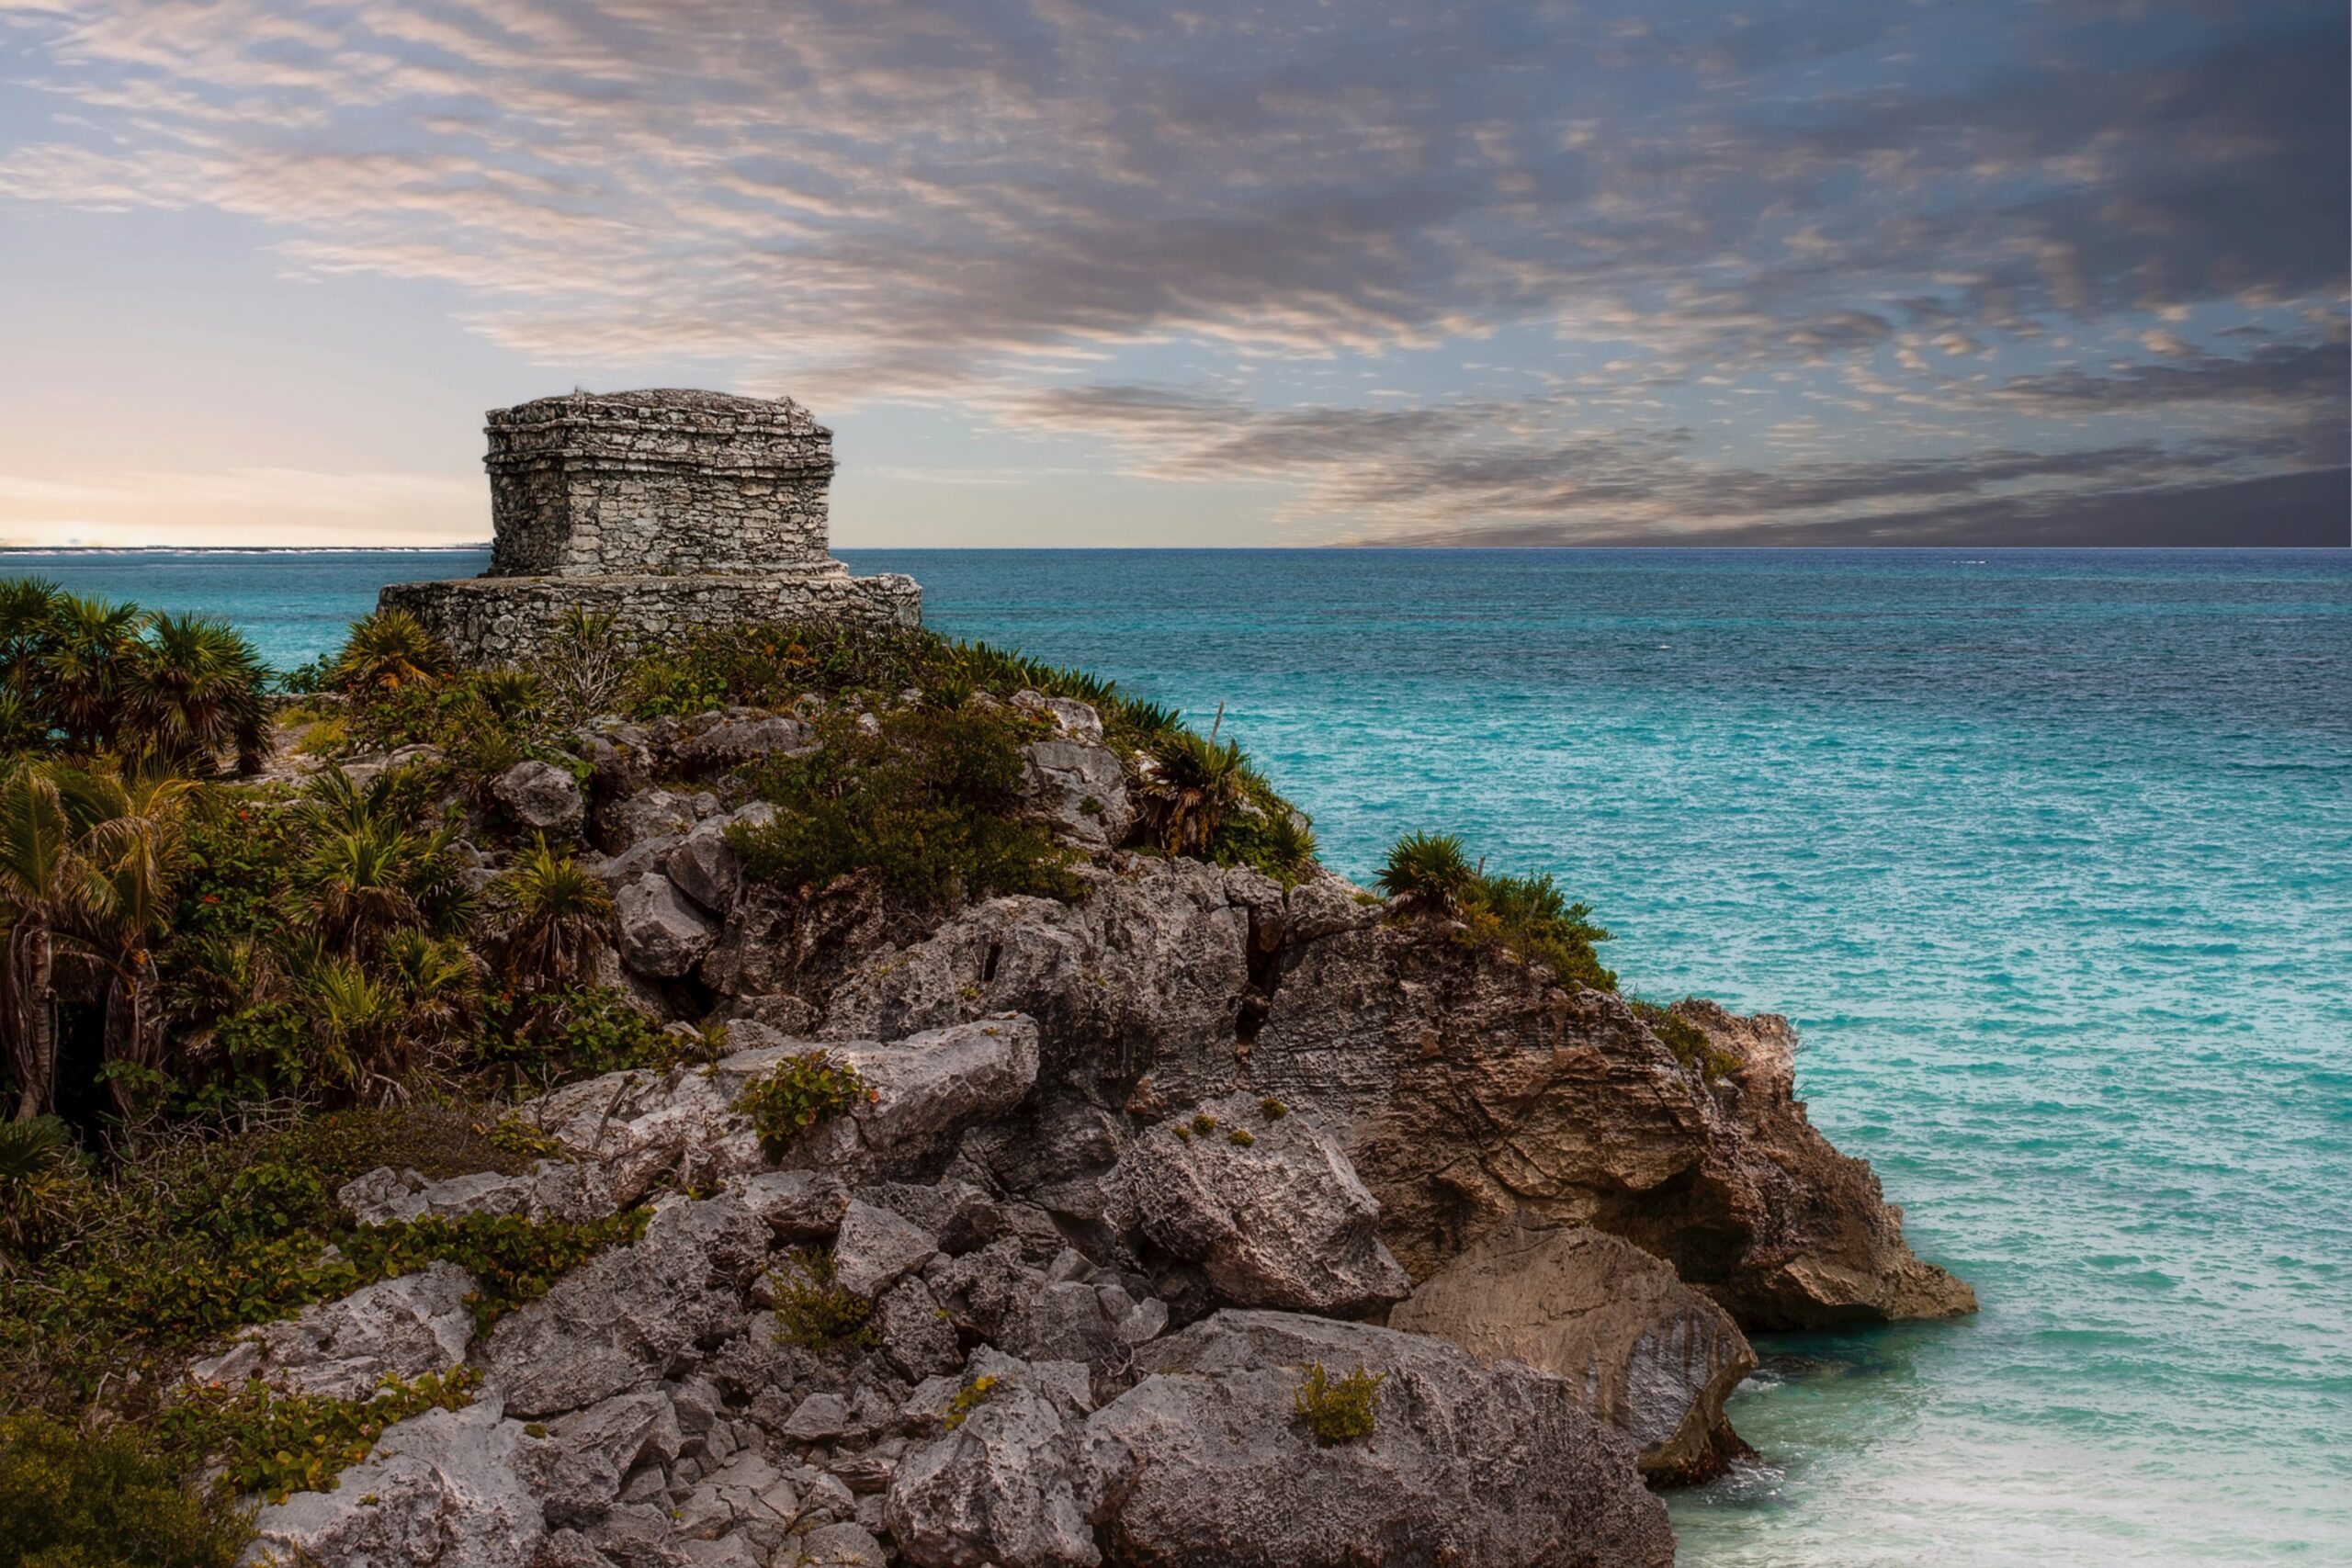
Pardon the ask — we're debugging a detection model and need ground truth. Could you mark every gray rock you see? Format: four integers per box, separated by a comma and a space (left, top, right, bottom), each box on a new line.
245, 1393, 545, 1567
833, 1201, 940, 1300
187, 1262, 474, 1401
1010, 690, 1105, 744
1086, 1310, 1673, 1568
521, 1388, 683, 1529
671, 1450, 798, 1552
1388, 1216, 1756, 1482
480, 1197, 768, 1419
737, 1168, 850, 1239
793, 1521, 891, 1566
884, 1349, 1116, 1568
494, 759, 586, 836
679, 714, 819, 772
874, 1276, 964, 1382
783, 1391, 857, 1441
587, 830, 681, 891
616, 872, 719, 979
665, 822, 741, 915
338, 1159, 616, 1227
603, 788, 697, 852
853, 1180, 1002, 1255
523, 1066, 767, 1208
729, 1017, 1041, 1182
820, 859, 1261, 1107
1106, 1096, 1409, 1316
1020, 739, 1135, 849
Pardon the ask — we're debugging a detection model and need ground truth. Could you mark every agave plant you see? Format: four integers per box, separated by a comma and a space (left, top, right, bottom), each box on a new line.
491, 837, 615, 990
329, 608, 455, 694
1375, 831, 1478, 916
1142, 727, 1247, 855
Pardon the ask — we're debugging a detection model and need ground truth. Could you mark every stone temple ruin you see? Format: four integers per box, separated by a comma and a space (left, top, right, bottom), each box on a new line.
380, 389, 919, 664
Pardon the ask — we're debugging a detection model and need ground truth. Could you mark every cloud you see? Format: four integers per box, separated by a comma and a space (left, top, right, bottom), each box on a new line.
0, 0, 2342, 543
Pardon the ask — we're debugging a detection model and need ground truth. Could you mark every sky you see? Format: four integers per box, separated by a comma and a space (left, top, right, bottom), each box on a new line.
0, 0, 2345, 549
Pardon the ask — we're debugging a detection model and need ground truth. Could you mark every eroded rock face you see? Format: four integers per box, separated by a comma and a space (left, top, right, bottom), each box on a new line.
1250, 923, 1977, 1330
1021, 739, 1135, 850
1086, 1310, 1673, 1568
1388, 1216, 1756, 1482
885, 1349, 1116, 1568
338, 1159, 616, 1227
480, 1196, 767, 1419
188, 1262, 475, 1401
1105, 1095, 1409, 1317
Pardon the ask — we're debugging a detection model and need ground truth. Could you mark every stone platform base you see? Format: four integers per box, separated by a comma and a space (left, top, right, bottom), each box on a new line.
379, 569, 921, 666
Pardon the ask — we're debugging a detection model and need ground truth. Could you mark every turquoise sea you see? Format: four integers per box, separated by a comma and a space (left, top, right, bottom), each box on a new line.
8, 546, 2350, 1566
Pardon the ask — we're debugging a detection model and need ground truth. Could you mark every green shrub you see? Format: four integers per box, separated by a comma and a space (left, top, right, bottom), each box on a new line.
1260, 1098, 1288, 1121
0, 1409, 250, 1567
1376, 831, 1477, 911
770, 1249, 876, 1350
731, 705, 1079, 907
1375, 833, 1617, 992
201, 1160, 334, 1246
733, 1051, 873, 1159
1191, 1112, 1218, 1135
1630, 999, 1741, 1080
1294, 1361, 1385, 1444
160, 1368, 481, 1503
473, 985, 670, 1087
1227, 1128, 1255, 1147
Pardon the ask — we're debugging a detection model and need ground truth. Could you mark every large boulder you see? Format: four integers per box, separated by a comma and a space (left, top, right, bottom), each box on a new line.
884, 1349, 1116, 1568
518, 1387, 683, 1530
667, 804, 772, 914
1388, 1216, 1756, 1481
492, 759, 585, 837
187, 1263, 475, 1401
1021, 739, 1136, 849
678, 712, 820, 773
1085, 1310, 1672, 1568
477, 1196, 767, 1419
1106, 1096, 1408, 1316
244, 1393, 546, 1568
616, 871, 720, 979
600, 786, 700, 852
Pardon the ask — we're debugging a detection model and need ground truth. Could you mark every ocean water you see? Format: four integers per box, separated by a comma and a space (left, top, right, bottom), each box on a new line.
8, 546, 2350, 1566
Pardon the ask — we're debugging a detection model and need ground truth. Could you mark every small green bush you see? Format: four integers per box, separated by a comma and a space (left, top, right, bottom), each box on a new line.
770, 1249, 877, 1350
1260, 1098, 1288, 1121
942, 1372, 1000, 1431
1191, 1112, 1218, 1135
1294, 1361, 1385, 1445
732, 1051, 874, 1159
0, 1409, 250, 1567
1376, 833, 1617, 992
1227, 1128, 1255, 1147
1630, 999, 1742, 1081
730, 705, 1079, 907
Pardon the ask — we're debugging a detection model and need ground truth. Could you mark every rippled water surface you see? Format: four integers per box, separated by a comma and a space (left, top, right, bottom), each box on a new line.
14, 546, 2351, 1565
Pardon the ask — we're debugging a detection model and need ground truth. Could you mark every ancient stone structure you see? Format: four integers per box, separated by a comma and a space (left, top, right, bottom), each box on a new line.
381, 389, 918, 664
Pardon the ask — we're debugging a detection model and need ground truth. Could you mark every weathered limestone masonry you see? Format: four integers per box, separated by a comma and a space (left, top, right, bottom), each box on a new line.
381, 389, 919, 664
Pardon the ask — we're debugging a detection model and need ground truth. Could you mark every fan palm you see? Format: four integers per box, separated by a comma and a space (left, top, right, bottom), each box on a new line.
1143, 727, 1247, 855
301, 823, 424, 958
35, 592, 144, 753
330, 608, 454, 694
121, 613, 271, 774
1375, 831, 1478, 916
0, 762, 111, 1118
492, 837, 614, 989
74, 768, 198, 1115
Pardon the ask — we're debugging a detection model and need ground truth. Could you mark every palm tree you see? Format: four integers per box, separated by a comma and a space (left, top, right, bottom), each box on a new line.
491, 837, 614, 990
0, 762, 109, 1118
1375, 831, 1478, 917
122, 614, 271, 775
74, 768, 198, 1117
330, 608, 455, 694
300, 823, 424, 959
34, 592, 143, 754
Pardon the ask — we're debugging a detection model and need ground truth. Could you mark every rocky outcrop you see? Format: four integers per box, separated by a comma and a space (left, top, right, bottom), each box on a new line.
1104, 1094, 1409, 1317
188, 1263, 477, 1401
1388, 1216, 1755, 1482
493, 759, 585, 837
886, 1350, 1113, 1568
1086, 1310, 1675, 1568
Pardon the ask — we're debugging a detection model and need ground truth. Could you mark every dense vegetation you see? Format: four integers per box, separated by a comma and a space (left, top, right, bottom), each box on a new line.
0, 580, 1665, 1557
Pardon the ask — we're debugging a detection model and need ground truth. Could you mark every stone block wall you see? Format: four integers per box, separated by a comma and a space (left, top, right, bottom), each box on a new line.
485, 389, 835, 578
381, 570, 921, 668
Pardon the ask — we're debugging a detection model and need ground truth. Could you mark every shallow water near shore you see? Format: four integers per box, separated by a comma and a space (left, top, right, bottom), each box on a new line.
11, 545, 2351, 1565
